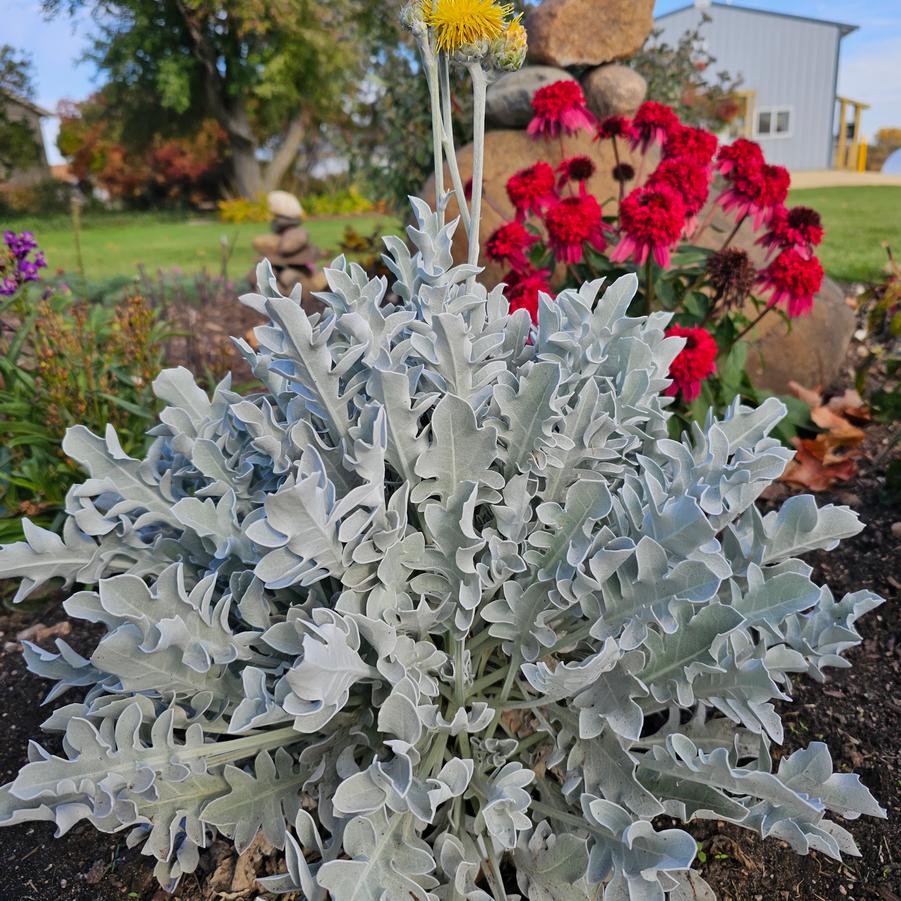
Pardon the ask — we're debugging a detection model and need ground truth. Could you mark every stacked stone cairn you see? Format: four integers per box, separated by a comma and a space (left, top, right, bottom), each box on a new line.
250, 190, 328, 301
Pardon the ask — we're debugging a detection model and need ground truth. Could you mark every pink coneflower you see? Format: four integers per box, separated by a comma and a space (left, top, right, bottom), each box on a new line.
665, 324, 718, 402
527, 80, 596, 139
756, 247, 824, 318
610, 184, 687, 268
629, 101, 680, 154
663, 124, 719, 167
505, 266, 553, 322
506, 162, 559, 220
757, 205, 824, 255
544, 194, 611, 264
485, 221, 540, 269
647, 157, 711, 236
557, 155, 596, 194
717, 162, 790, 229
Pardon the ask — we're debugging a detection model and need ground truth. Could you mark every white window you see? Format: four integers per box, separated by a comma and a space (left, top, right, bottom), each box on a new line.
755, 107, 792, 138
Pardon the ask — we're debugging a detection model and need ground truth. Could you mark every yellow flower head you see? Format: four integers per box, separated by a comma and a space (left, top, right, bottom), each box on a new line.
422, 0, 515, 54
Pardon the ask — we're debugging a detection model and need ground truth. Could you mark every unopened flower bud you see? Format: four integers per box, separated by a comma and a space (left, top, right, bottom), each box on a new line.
488, 16, 527, 72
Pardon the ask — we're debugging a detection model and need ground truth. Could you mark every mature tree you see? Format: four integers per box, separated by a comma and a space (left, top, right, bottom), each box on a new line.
631, 16, 742, 131
868, 127, 901, 171
0, 45, 44, 181
57, 91, 227, 205
46, 0, 380, 196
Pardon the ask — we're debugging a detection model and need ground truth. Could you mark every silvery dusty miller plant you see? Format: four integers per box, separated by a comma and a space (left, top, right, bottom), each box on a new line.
0, 204, 887, 899
0, 4, 888, 899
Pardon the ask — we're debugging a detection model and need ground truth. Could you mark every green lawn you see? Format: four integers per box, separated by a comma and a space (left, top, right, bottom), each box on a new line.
6, 211, 401, 281
788, 186, 901, 283
8, 187, 898, 285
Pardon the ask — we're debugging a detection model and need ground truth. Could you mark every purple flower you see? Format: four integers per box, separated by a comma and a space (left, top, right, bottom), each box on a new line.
1, 230, 47, 295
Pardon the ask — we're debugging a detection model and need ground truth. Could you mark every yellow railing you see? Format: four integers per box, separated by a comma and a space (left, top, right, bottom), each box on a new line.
835, 95, 871, 170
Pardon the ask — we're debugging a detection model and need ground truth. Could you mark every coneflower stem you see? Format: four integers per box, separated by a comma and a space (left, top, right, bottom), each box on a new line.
467, 62, 489, 275
612, 136, 625, 206
644, 257, 655, 314
730, 303, 775, 347
721, 213, 748, 251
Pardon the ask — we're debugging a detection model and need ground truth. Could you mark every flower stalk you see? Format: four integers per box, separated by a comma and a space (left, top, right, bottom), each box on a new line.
467, 61, 489, 272
439, 55, 472, 232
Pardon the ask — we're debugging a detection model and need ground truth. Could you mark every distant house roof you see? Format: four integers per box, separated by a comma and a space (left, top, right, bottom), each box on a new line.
0, 88, 51, 118
655, 3, 858, 38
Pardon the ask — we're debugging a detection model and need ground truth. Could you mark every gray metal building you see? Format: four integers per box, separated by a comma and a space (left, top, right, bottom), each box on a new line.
654, 2, 857, 171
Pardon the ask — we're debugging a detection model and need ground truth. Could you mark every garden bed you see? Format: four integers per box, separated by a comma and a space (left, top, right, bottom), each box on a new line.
0, 363, 897, 901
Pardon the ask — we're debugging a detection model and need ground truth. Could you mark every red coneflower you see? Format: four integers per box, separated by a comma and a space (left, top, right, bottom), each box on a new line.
663, 124, 719, 167
527, 80, 596, 139
506, 162, 558, 220
485, 220, 540, 269
757, 205, 824, 255
544, 194, 611, 264
629, 101, 680, 154
610, 184, 687, 268
718, 162, 790, 229
557, 155, 596, 193
505, 266, 553, 322
756, 247, 823, 318
716, 138, 764, 178
647, 157, 711, 235
665, 324, 718, 402
595, 115, 633, 141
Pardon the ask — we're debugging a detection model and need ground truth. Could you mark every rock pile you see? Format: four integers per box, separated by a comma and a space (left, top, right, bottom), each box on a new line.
525, 0, 654, 69
250, 191, 327, 300
486, 0, 652, 131
435, 0, 654, 285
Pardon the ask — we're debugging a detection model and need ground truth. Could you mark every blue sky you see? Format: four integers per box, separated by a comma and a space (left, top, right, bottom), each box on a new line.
3, 0, 900, 166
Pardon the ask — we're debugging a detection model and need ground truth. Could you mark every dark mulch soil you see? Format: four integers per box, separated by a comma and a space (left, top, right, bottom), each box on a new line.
0, 421, 897, 900
690, 421, 900, 901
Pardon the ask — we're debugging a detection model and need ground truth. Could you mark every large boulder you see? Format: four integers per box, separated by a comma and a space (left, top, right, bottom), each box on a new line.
582, 64, 647, 119
691, 201, 855, 393
526, 0, 654, 68
486, 65, 575, 129
422, 128, 643, 285
744, 277, 855, 393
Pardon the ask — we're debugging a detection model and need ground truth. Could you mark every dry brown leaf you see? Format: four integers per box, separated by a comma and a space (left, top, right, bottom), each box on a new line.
502, 708, 526, 734
15, 621, 72, 643
781, 438, 857, 492
809, 406, 866, 449
229, 833, 274, 895
826, 389, 870, 422
787, 380, 822, 407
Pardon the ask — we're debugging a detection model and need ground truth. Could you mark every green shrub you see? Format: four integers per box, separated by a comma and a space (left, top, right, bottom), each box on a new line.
218, 194, 271, 224
304, 185, 375, 216
0, 283, 167, 543
0, 178, 79, 217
